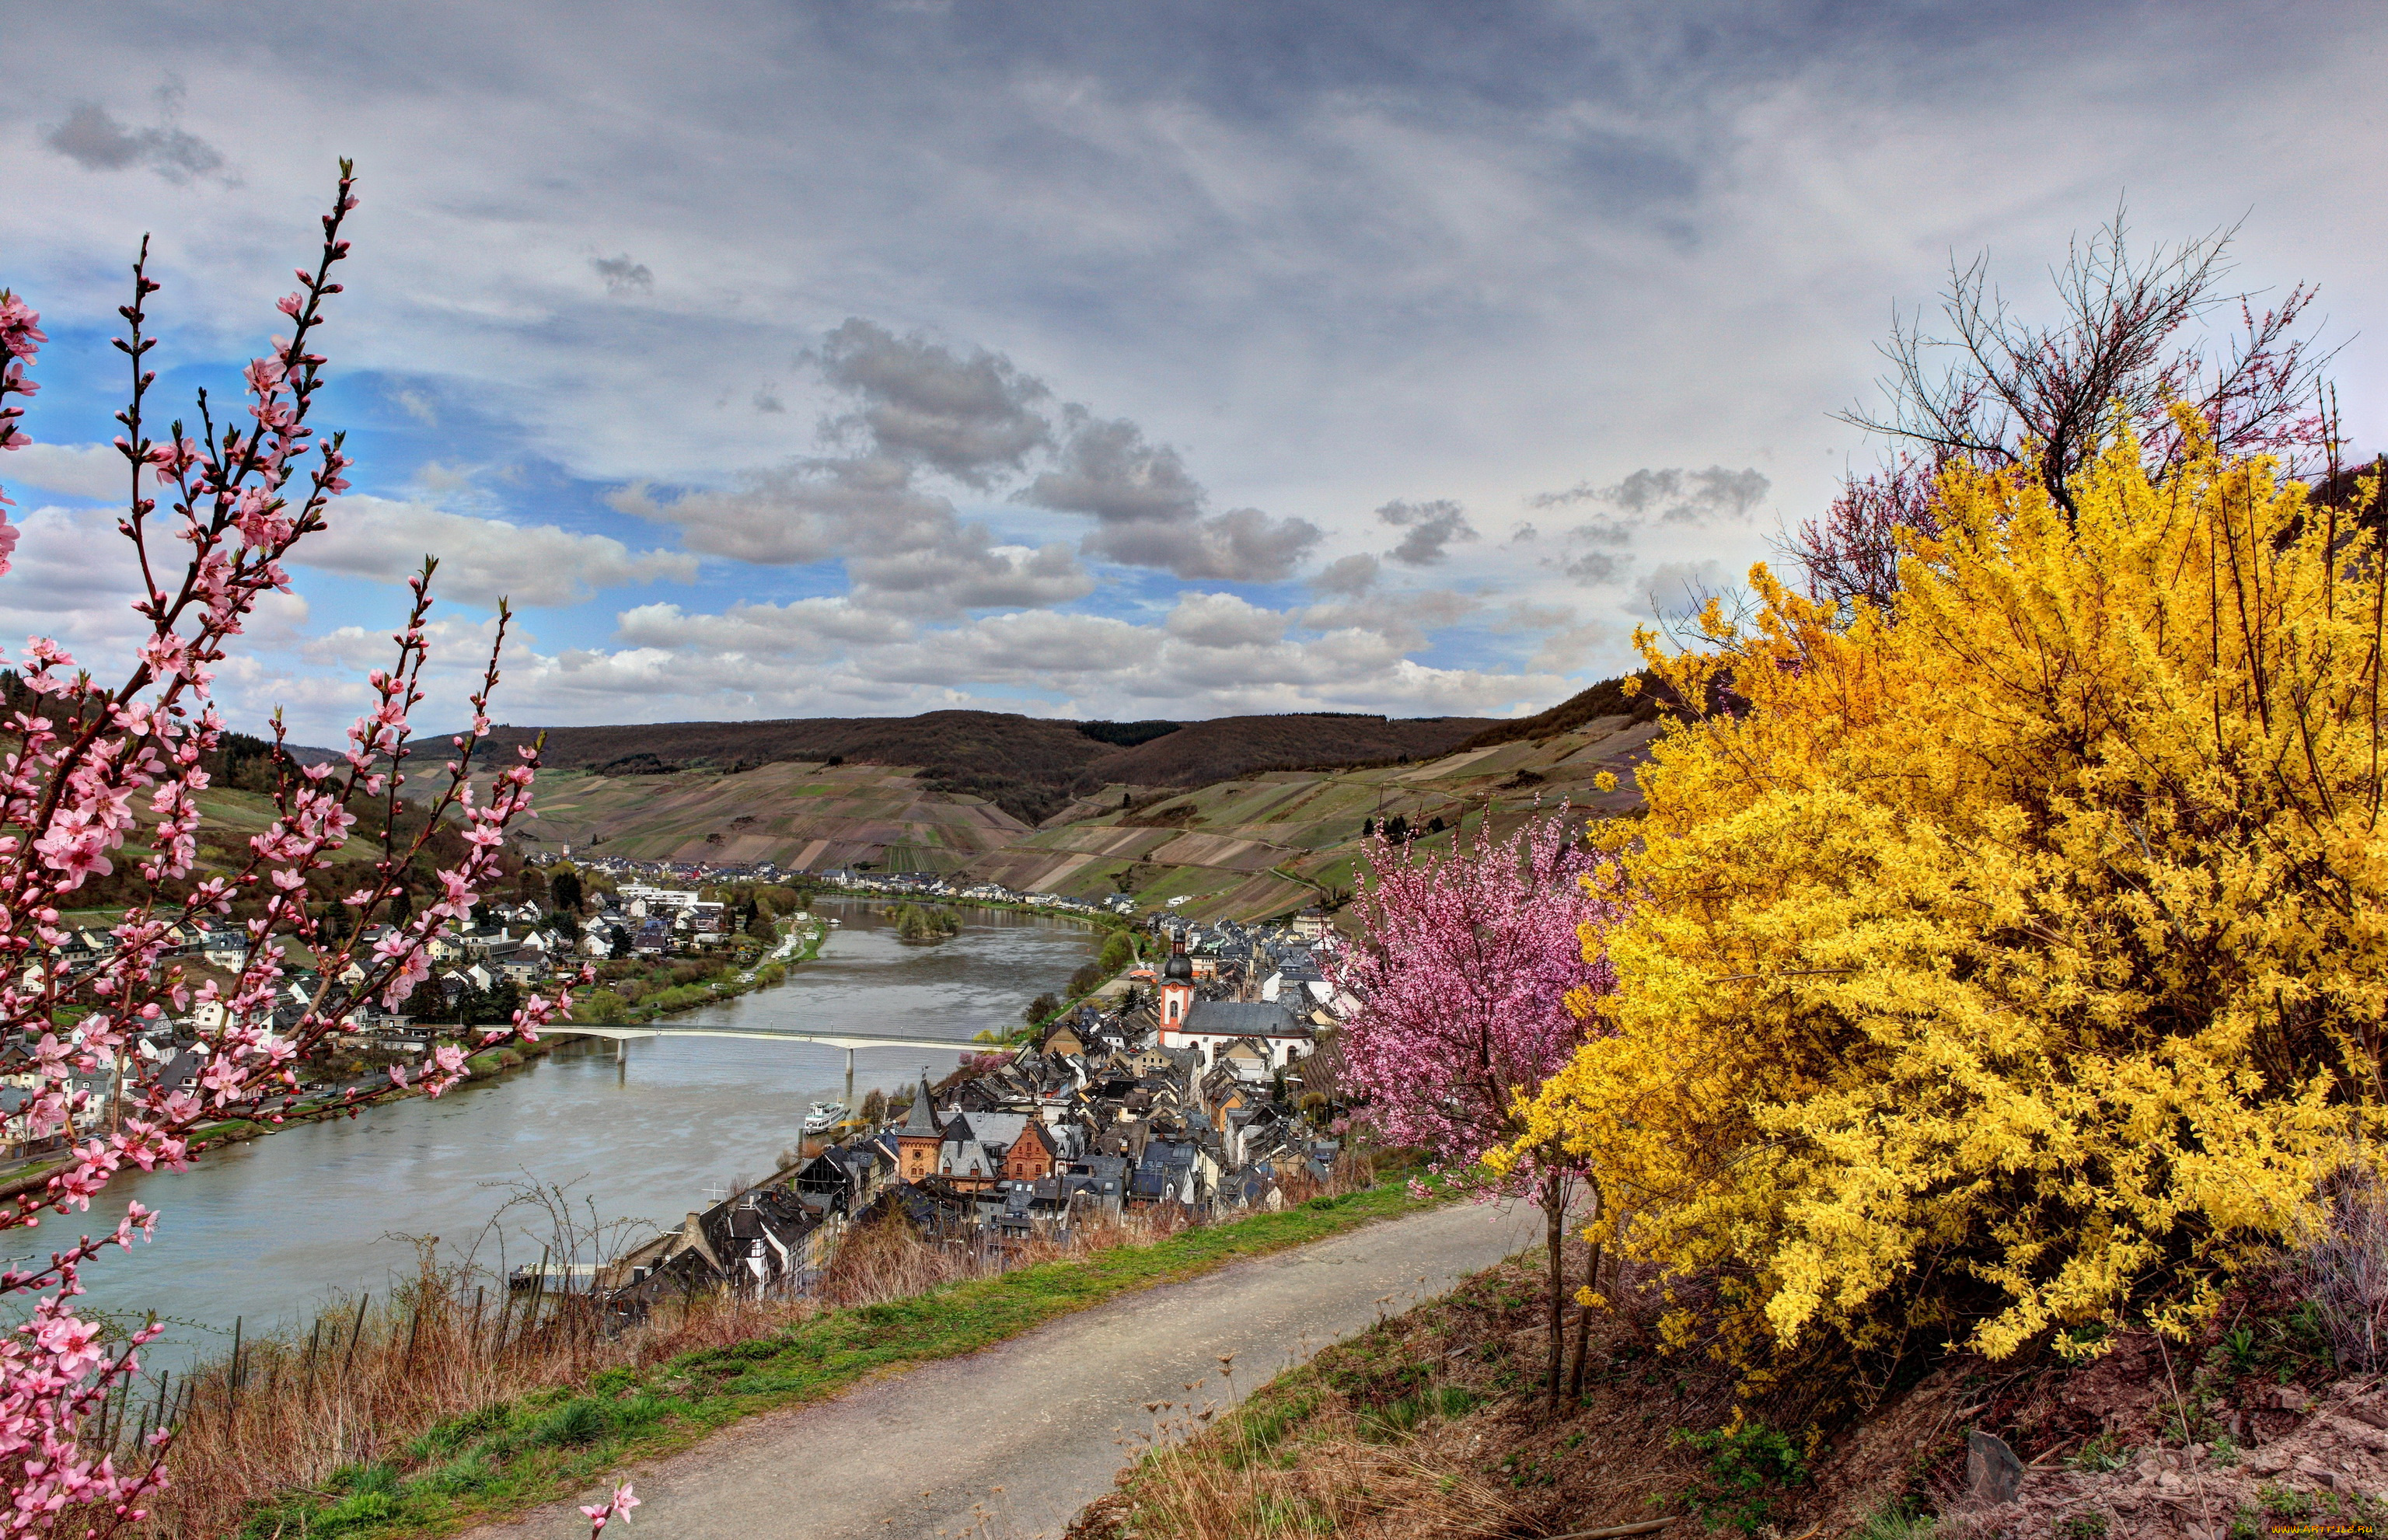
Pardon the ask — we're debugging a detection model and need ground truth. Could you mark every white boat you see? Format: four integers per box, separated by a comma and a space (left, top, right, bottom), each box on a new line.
802, 1102, 847, 1134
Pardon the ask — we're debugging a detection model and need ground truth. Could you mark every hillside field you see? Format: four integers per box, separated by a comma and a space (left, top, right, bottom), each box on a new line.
515, 709, 1657, 922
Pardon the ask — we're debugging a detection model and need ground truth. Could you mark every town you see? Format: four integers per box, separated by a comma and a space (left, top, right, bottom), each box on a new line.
591, 896, 1352, 1309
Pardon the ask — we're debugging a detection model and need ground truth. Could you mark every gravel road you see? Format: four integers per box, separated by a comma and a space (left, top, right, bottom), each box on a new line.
465, 1200, 1544, 1540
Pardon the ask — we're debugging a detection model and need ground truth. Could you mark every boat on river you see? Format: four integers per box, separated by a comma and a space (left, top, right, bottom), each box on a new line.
802, 1101, 847, 1134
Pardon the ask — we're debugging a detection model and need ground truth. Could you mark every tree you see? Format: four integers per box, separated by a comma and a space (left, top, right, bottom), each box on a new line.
1023, 992, 1060, 1028
550, 868, 585, 914
1332, 812, 1623, 1403
1796, 211, 2334, 608
0, 166, 583, 1530
1380, 813, 1409, 843
1524, 434, 2388, 1368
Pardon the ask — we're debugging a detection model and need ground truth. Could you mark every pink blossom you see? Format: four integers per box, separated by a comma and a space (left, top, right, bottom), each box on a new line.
582, 1482, 638, 1535
1329, 811, 1622, 1176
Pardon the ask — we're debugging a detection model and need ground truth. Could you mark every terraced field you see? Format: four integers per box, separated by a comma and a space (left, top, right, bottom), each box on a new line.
518, 760, 1031, 873
954, 713, 1657, 921
510, 713, 1658, 922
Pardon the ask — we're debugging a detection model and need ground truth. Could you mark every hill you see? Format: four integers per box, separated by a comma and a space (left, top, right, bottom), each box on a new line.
1451, 672, 1660, 750
501, 707, 1654, 920
1089, 714, 1486, 786
517, 759, 1031, 873
478, 708, 1499, 824
954, 711, 1657, 921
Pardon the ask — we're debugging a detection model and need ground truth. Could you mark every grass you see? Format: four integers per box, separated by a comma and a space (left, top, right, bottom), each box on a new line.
201, 1175, 1444, 1539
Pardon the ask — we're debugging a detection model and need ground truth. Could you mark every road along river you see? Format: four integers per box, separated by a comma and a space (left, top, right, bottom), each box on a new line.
41, 899, 1101, 1371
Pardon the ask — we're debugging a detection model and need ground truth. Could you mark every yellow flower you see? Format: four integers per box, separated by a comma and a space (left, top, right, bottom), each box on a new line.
1520, 433, 2387, 1363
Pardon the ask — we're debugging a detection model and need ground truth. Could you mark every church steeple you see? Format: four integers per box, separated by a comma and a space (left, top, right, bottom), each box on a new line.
1159, 935, 1196, 1041
896, 1073, 942, 1182
899, 1074, 939, 1136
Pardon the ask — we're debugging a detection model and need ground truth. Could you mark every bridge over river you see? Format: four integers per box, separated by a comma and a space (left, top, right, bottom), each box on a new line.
541, 1024, 991, 1112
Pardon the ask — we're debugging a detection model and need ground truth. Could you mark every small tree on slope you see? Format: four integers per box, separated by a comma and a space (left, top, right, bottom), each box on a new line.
1331, 810, 1624, 1405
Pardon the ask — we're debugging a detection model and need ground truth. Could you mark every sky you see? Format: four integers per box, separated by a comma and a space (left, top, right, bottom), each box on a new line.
3, 0, 2383, 742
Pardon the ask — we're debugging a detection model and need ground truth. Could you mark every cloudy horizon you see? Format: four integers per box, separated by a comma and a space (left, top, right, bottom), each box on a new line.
4, 1, 2383, 740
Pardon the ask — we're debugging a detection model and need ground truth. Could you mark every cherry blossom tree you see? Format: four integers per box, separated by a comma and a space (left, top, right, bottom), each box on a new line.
1330, 809, 1623, 1406
0, 163, 602, 1533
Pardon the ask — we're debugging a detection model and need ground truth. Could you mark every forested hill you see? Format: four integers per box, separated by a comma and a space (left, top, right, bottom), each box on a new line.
472, 708, 1496, 824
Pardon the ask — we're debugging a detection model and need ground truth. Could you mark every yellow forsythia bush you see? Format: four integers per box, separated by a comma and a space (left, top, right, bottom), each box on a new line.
1520, 431, 2387, 1361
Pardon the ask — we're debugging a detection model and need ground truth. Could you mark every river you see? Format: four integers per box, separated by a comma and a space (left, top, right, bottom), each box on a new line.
50, 899, 1101, 1370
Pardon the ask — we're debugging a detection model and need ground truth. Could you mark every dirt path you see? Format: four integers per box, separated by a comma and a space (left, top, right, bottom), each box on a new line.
464, 1200, 1543, 1540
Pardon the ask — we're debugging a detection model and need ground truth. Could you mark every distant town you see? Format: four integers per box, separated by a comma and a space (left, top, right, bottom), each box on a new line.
597, 903, 1351, 1312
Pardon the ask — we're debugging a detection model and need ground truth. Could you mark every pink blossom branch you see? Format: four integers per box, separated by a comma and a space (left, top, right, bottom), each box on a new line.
0, 163, 559, 1532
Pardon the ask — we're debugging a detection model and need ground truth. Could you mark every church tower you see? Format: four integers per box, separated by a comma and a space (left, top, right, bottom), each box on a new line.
896, 1074, 941, 1183
1158, 935, 1196, 1044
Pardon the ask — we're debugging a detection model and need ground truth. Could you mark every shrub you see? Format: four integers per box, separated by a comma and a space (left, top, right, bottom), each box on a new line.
1524, 436, 2388, 1362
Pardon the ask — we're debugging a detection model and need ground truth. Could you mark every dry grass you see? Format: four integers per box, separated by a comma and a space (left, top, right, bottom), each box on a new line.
2295, 1158, 2388, 1374
1117, 1385, 1531, 1540
819, 1204, 1191, 1308
1087, 1246, 1684, 1540
106, 1258, 812, 1540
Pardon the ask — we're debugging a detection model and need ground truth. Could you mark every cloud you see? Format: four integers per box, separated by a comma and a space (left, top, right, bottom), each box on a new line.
1524, 466, 1767, 586
814, 319, 1054, 488
1018, 409, 1202, 523
390, 388, 440, 428
592, 253, 654, 293
613, 598, 912, 655
42, 102, 225, 183
0, 504, 151, 647
1635, 557, 1734, 618
1165, 592, 1289, 649
1534, 466, 1771, 523
1300, 587, 1479, 650
857, 609, 1164, 687
1084, 505, 1320, 582
1557, 517, 1635, 582
610, 457, 949, 567
0, 443, 142, 501
1377, 498, 1479, 567
1530, 621, 1623, 673
611, 457, 1092, 613
1019, 408, 1320, 580
298, 498, 698, 607
1309, 553, 1379, 596
849, 536, 1094, 612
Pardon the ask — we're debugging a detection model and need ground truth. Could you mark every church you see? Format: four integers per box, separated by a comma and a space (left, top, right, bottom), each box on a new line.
1153, 937, 1315, 1070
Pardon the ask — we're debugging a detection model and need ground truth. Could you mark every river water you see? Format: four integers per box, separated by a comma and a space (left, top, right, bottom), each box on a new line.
53, 899, 1099, 1370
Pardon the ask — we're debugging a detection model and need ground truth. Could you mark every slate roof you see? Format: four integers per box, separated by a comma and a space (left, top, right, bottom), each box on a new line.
899, 1076, 940, 1137
1180, 1000, 1307, 1038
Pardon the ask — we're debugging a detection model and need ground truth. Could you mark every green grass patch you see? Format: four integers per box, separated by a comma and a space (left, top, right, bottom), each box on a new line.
236, 1171, 1444, 1539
